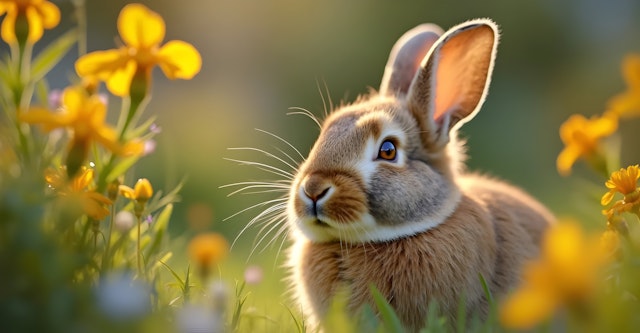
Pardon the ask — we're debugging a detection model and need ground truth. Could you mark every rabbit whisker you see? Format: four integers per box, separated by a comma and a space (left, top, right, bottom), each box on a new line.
248, 207, 288, 260
287, 108, 322, 130
227, 147, 299, 175
233, 200, 286, 252
222, 182, 290, 197
233, 189, 289, 196
316, 78, 331, 119
273, 226, 291, 268
321, 79, 334, 117
260, 215, 290, 254
224, 157, 294, 180
224, 197, 287, 223
254, 128, 307, 163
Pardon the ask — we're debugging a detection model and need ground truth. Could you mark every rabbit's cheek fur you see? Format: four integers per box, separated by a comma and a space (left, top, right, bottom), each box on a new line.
368, 161, 461, 228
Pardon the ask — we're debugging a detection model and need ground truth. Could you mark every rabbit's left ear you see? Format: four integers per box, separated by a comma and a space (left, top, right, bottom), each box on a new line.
379, 23, 443, 96
408, 19, 498, 149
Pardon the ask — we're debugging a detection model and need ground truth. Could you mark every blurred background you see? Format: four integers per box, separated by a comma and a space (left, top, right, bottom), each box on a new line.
13, 0, 640, 270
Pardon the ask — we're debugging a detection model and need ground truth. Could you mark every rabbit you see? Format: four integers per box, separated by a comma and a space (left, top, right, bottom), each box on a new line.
285, 18, 555, 332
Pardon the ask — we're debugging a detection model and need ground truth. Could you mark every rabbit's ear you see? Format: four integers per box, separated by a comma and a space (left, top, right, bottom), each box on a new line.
407, 19, 498, 149
379, 24, 443, 96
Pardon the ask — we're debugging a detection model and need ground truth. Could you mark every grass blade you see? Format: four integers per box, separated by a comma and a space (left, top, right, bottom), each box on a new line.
370, 284, 405, 333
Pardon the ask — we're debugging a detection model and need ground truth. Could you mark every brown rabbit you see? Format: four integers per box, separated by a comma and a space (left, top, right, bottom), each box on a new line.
285, 19, 554, 331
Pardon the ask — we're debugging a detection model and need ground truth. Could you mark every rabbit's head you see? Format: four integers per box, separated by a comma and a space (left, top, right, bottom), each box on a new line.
288, 19, 498, 243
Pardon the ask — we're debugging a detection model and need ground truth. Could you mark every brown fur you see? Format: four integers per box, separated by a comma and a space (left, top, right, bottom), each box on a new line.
285, 19, 555, 332
290, 178, 551, 332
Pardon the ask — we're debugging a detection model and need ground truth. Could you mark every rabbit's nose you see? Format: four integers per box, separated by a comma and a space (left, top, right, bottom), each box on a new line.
302, 175, 332, 202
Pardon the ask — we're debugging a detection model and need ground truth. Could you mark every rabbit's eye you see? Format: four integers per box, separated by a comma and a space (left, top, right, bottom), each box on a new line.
378, 140, 397, 161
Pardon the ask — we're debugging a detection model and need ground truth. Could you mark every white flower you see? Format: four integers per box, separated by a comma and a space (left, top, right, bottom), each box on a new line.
114, 210, 135, 232
208, 280, 229, 313
95, 273, 151, 321
176, 304, 223, 333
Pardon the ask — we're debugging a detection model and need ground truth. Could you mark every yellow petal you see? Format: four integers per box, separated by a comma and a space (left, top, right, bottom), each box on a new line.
188, 233, 230, 268
92, 125, 119, 153
133, 178, 153, 201
118, 3, 165, 49
38, 1, 61, 29
543, 223, 584, 270
82, 194, 111, 220
604, 179, 617, 190
19, 107, 72, 130
587, 114, 618, 138
558, 114, 584, 144
1, 9, 17, 44
26, 6, 45, 43
75, 49, 129, 79
601, 190, 615, 206
608, 91, 640, 118
622, 54, 640, 89
44, 166, 66, 188
120, 139, 145, 157
85, 95, 108, 127
119, 185, 136, 199
556, 145, 582, 176
105, 60, 136, 97
73, 167, 94, 191
157, 40, 202, 79
61, 87, 86, 114
85, 191, 113, 206
500, 286, 557, 329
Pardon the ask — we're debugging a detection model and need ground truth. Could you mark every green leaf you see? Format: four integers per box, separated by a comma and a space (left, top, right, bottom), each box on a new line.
478, 273, 493, 305
456, 293, 467, 333
323, 289, 357, 333
231, 280, 248, 331
370, 284, 405, 333
147, 179, 184, 213
127, 115, 157, 139
420, 302, 448, 333
31, 29, 78, 81
283, 304, 306, 333
34, 78, 50, 107
106, 155, 140, 183
159, 260, 186, 291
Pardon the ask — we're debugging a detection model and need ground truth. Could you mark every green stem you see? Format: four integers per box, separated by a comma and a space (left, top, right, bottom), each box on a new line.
102, 205, 116, 272
78, 217, 91, 251
137, 214, 142, 276
96, 92, 148, 193
11, 38, 33, 167
72, 0, 88, 57
119, 92, 148, 141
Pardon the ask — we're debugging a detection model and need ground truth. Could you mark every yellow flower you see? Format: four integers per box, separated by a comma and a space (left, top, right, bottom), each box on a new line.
75, 3, 201, 97
602, 165, 640, 205
0, 0, 60, 44
608, 54, 640, 118
119, 178, 153, 204
119, 178, 153, 220
188, 233, 229, 274
601, 165, 640, 219
45, 166, 112, 220
556, 113, 617, 176
20, 87, 144, 159
500, 222, 607, 329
